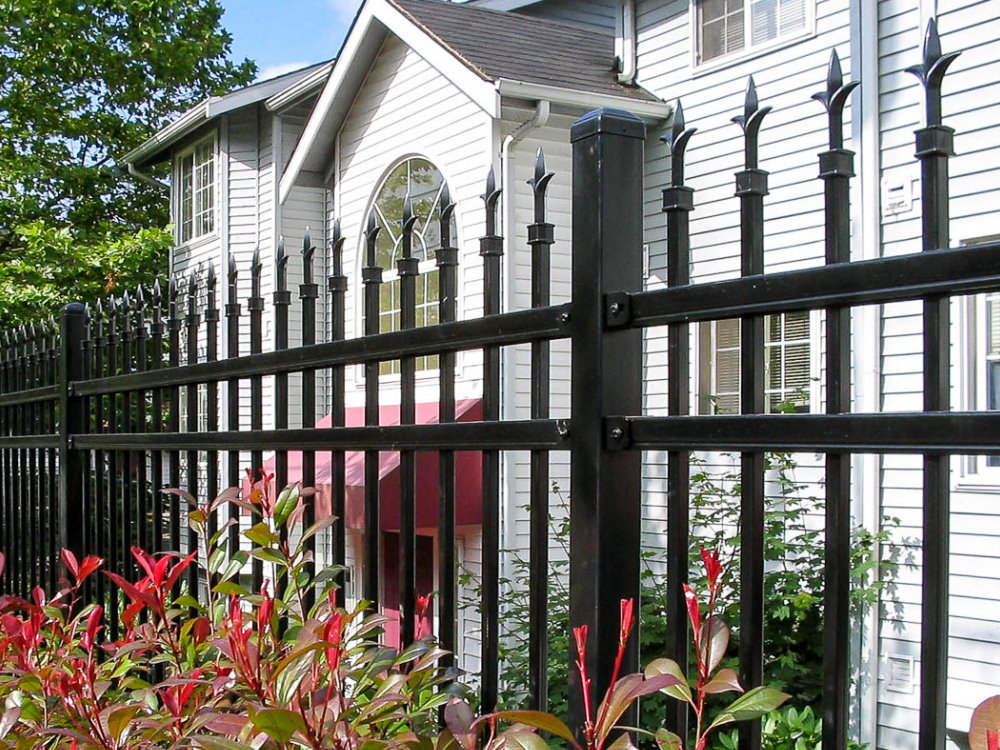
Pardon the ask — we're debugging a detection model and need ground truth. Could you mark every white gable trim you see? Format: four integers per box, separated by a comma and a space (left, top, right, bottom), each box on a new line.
279, 0, 499, 205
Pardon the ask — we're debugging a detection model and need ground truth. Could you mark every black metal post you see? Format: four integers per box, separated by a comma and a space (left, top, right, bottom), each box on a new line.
300, 230, 318, 613
167, 282, 183, 562
568, 108, 644, 733
399, 198, 419, 646
527, 148, 554, 711
205, 268, 220, 555
150, 281, 166, 556
120, 293, 135, 570
249, 249, 265, 591
661, 99, 696, 741
733, 78, 770, 750
436, 189, 458, 665
362, 214, 382, 606
908, 20, 960, 750
480, 166, 503, 711
328, 223, 348, 607
226, 256, 242, 559
814, 50, 859, 750
93, 301, 110, 618
274, 239, 291, 506
133, 288, 151, 556
186, 274, 201, 600
58, 304, 88, 567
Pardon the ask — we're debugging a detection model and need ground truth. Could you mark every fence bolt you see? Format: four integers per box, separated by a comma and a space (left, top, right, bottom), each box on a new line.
559, 311, 571, 325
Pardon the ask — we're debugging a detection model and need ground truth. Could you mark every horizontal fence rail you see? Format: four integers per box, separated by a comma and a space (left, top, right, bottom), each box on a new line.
0, 18, 993, 750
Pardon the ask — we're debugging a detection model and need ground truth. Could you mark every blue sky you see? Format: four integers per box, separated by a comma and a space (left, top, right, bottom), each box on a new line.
219, 0, 363, 80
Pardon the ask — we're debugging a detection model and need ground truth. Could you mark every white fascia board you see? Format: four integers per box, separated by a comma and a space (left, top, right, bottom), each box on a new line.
279, 0, 498, 205
120, 101, 209, 166
265, 62, 335, 113
495, 79, 671, 121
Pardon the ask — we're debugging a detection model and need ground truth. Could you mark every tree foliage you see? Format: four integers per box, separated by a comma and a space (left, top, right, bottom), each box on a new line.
0, 0, 256, 324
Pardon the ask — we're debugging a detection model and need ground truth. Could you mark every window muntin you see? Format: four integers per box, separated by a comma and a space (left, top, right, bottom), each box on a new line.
369, 158, 454, 374
177, 138, 215, 244
696, 0, 807, 64
698, 311, 812, 414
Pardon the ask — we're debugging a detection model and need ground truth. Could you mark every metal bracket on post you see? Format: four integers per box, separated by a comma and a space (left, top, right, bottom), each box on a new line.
604, 292, 633, 329
604, 417, 632, 450
58, 303, 88, 565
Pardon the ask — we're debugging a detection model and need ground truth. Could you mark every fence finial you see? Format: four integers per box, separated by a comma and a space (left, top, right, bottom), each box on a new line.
134, 284, 145, 309
663, 99, 697, 186
365, 210, 381, 268
527, 148, 555, 223
302, 228, 316, 285
482, 166, 502, 241
275, 237, 288, 291
401, 194, 418, 262
207, 264, 218, 311
732, 77, 771, 168
251, 247, 263, 300
906, 18, 960, 127
812, 50, 860, 149
439, 182, 456, 250
329, 219, 345, 279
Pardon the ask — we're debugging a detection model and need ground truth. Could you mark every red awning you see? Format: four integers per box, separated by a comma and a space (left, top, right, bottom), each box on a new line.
258, 399, 483, 530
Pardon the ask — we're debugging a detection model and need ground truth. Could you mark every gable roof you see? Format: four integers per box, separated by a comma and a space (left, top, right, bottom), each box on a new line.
389, 0, 658, 102
122, 60, 334, 168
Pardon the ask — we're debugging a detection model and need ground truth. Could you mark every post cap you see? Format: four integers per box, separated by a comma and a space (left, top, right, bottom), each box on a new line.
571, 108, 645, 142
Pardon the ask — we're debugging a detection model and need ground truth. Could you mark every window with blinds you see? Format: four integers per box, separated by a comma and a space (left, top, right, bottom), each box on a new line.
987, 294, 1000, 465
696, 0, 808, 64
698, 311, 812, 414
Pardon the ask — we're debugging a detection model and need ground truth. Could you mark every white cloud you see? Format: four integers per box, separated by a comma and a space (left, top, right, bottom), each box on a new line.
328, 0, 362, 24
256, 61, 312, 82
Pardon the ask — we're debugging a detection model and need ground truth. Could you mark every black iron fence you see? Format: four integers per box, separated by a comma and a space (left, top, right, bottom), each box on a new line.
0, 21, 996, 750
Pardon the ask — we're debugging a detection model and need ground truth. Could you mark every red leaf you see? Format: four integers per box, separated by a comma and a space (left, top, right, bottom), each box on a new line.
61, 549, 79, 578
163, 551, 198, 593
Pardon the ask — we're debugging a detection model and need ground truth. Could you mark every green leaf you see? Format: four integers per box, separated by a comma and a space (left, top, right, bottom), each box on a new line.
250, 708, 307, 744
607, 732, 638, 750
273, 483, 301, 527
654, 729, 683, 750
192, 737, 253, 750
249, 548, 286, 565
489, 711, 578, 747
107, 705, 140, 743
707, 687, 791, 731
644, 658, 692, 703
213, 581, 251, 597
244, 522, 277, 547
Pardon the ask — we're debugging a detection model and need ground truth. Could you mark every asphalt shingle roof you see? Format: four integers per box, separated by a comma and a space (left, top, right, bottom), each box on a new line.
389, 0, 661, 102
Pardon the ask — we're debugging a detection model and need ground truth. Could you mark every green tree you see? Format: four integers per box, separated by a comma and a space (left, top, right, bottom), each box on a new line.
0, 0, 256, 323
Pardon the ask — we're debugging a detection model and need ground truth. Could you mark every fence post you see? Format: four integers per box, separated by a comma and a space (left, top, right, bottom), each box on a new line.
58, 302, 88, 563
569, 108, 644, 732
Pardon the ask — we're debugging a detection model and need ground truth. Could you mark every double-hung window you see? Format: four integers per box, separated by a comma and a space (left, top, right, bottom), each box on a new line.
177, 137, 216, 244
696, 0, 808, 65
698, 310, 813, 414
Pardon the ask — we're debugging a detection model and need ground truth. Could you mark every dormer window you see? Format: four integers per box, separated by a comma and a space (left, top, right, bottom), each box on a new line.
177, 137, 216, 244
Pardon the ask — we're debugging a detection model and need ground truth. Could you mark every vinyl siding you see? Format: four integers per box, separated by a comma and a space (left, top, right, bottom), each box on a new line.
334, 32, 494, 672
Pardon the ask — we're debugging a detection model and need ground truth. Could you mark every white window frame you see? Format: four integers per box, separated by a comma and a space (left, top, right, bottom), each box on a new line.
689, 0, 815, 72
174, 134, 217, 246
696, 310, 819, 415
957, 235, 1000, 486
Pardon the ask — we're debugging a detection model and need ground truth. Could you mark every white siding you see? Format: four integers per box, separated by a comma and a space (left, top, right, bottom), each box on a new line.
334, 33, 494, 671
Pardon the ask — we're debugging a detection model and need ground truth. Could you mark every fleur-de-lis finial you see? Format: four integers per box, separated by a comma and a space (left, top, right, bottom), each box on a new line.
482, 165, 502, 236
661, 99, 697, 187
330, 219, 346, 278
905, 18, 961, 127
401, 194, 418, 260
365, 210, 381, 268
732, 77, 771, 167
439, 182, 456, 250
812, 50, 860, 149
527, 148, 555, 223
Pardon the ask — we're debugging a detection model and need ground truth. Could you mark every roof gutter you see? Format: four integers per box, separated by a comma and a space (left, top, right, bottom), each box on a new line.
495, 79, 670, 121
120, 101, 210, 167
127, 163, 168, 191
265, 61, 335, 112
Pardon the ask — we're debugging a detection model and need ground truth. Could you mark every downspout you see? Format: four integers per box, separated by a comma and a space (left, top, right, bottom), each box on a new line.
127, 163, 169, 191
617, 0, 637, 85
499, 99, 550, 569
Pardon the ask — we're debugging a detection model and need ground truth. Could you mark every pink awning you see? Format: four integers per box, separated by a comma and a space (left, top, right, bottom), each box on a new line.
259, 399, 483, 530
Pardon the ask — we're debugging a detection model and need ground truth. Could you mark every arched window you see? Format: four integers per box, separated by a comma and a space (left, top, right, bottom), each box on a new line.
370, 158, 455, 373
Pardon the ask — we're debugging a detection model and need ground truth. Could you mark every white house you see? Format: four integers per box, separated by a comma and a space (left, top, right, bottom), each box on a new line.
122, 0, 1000, 747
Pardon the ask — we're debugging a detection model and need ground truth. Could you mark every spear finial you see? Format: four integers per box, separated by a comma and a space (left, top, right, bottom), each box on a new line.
275, 237, 288, 291
401, 194, 418, 261
812, 49, 860, 149
439, 183, 456, 250
527, 148, 555, 223
732, 77, 771, 168
661, 99, 697, 186
365, 210, 381, 268
482, 165, 502, 237
905, 18, 961, 126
